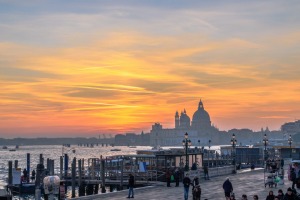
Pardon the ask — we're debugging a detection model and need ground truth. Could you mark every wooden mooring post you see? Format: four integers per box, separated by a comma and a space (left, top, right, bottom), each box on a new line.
60, 156, 63, 179
71, 157, 76, 198
8, 161, 12, 185
101, 159, 106, 193
14, 160, 18, 169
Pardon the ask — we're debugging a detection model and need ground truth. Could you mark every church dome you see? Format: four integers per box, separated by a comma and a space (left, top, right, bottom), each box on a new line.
192, 100, 211, 129
179, 109, 191, 129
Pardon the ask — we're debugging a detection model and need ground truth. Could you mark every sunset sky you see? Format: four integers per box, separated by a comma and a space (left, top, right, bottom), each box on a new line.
1, 1, 300, 138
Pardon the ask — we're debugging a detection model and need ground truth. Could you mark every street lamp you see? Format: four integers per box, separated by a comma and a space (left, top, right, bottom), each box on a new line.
263, 134, 268, 161
288, 135, 292, 158
231, 134, 237, 174
198, 140, 201, 152
182, 132, 192, 171
208, 140, 211, 168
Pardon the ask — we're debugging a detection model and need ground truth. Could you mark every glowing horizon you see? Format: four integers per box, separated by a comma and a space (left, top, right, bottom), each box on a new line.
1, 1, 300, 138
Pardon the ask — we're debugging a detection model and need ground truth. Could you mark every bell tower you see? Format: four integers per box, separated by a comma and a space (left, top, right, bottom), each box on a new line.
175, 111, 179, 129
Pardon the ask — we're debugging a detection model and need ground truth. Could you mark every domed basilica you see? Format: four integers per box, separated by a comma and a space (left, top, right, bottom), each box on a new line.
150, 100, 218, 146
175, 100, 212, 130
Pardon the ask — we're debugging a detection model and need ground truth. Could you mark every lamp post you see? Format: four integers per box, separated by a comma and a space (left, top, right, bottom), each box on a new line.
263, 134, 268, 161
198, 140, 201, 151
208, 140, 211, 168
288, 135, 292, 159
182, 132, 192, 171
231, 134, 237, 174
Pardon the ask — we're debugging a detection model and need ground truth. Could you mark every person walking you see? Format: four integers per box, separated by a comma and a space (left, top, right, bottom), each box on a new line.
203, 165, 209, 180
290, 168, 297, 190
242, 194, 248, 200
166, 169, 171, 187
193, 176, 199, 187
183, 173, 191, 200
127, 174, 134, 198
192, 184, 201, 200
266, 190, 275, 200
174, 168, 180, 187
253, 195, 259, 200
223, 177, 233, 200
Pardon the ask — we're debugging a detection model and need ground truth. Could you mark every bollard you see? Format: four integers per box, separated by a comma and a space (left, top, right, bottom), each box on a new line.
8, 161, 13, 185
14, 160, 18, 169
60, 156, 63, 179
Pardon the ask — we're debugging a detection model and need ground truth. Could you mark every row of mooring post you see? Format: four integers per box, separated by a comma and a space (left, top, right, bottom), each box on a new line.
7, 152, 113, 199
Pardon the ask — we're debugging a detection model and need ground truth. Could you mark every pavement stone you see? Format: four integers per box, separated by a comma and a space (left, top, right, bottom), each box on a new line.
72, 167, 294, 200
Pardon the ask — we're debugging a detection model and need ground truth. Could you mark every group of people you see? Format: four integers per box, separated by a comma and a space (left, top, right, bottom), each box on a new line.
21, 168, 35, 183
182, 173, 201, 200
223, 177, 299, 200
289, 163, 300, 190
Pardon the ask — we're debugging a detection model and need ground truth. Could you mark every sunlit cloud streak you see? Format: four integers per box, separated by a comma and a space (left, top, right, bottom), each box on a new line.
0, 1, 300, 137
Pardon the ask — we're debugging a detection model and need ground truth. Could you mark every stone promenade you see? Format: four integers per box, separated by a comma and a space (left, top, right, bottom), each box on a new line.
72, 168, 293, 200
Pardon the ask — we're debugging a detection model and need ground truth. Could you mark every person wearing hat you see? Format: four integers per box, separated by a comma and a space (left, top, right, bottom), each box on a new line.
277, 189, 284, 200
223, 177, 233, 200
183, 173, 192, 200
283, 187, 299, 200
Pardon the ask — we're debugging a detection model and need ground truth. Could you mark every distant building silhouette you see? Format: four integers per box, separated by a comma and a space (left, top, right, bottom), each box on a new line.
150, 99, 285, 146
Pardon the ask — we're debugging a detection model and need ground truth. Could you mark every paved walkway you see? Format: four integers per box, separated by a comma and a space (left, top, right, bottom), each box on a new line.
72, 168, 293, 200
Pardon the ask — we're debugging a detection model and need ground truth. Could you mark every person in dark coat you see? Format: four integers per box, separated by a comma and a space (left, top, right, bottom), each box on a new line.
290, 168, 297, 190
31, 170, 36, 182
192, 184, 201, 200
223, 177, 233, 199
23, 169, 28, 183
277, 189, 284, 200
266, 190, 275, 200
174, 168, 180, 187
283, 187, 300, 200
166, 169, 171, 187
183, 173, 191, 200
203, 165, 209, 180
127, 174, 134, 198
193, 176, 199, 187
